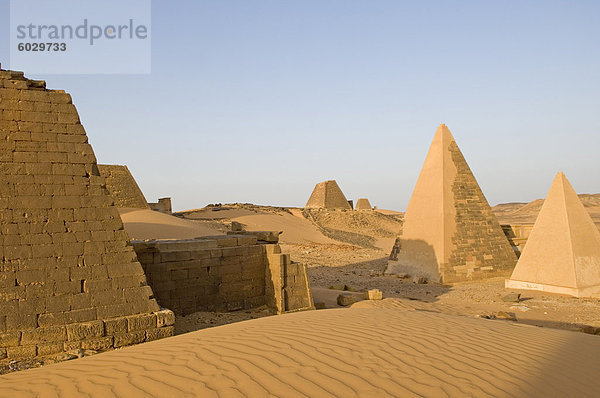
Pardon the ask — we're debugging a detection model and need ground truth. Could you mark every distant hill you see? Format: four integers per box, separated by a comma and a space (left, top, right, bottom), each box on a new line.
493, 193, 600, 225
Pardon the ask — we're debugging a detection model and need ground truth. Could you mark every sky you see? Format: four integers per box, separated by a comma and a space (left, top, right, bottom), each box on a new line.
1, 0, 599, 211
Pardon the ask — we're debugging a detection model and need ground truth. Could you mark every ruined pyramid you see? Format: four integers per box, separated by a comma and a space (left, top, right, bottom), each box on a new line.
355, 198, 372, 210
0, 69, 174, 362
506, 173, 600, 297
98, 164, 150, 209
386, 124, 517, 283
305, 180, 352, 210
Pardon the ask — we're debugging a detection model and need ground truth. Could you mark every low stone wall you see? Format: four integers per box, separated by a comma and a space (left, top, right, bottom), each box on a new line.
148, 197, 172, 214
0, 309, 174, 361
501, 224, 534, 256
132, 234, 314, 315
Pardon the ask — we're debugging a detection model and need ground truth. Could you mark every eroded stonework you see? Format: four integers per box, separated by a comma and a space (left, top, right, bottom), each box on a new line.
97, 164, 149, 209
0, 69, 173, 362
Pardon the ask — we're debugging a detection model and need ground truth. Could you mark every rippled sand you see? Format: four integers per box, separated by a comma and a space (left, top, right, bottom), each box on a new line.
1, 306, 599, 397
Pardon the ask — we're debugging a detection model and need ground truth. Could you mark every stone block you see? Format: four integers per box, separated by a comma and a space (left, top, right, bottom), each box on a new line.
113, 331, 145, 348
6, 313, 37, 331
37, 342, 64, 356
38, 312, 66, 327
363, 289, 383, 300
66, 320, 104, 341
216, 237, 238, 247
0, 332, 21, 347
236, 235, 258, 246
97, 304, 130, 319
127, 313, 157, 332
155, 309, 175, 327
337, 293, 358, 307
21, 326, 66, 344
145, 326, 175, 342
64, 308, 97, 324
6, 345, 37, 359
104, 317, 128, 335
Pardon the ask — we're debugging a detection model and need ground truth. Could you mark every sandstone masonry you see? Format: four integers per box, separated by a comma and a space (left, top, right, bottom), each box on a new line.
0, 69, 174, 362
97, 164, 150, 209
132, 234, 314, 315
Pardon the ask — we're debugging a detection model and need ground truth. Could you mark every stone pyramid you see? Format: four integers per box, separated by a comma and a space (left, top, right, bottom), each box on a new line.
355, 198, 372, 210
506, 173, 600, 297
305, 180, 352, 210
386, 124, 517, 282
0, 69, 173, 361
98, 164, 149, 209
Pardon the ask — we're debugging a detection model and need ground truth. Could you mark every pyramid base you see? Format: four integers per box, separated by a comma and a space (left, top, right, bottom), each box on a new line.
505, 279, 600, 298
385, 261, 441, 283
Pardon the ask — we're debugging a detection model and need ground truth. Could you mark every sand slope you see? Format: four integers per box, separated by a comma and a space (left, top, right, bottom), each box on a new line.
176, 207, 338, 245
2, 307, 599, 397
118, 208, 224, 240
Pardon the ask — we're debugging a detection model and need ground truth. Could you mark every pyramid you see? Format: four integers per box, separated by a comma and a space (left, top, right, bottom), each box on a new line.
98, 164, 149, 209
386, 124, 517, 282
0, 69, 173, 361
355, 198, 372, 210
305, 180, 352, 210
506, 173, 600, 297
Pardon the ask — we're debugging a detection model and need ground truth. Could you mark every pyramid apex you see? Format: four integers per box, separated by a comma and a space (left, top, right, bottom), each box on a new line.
433, 123, 455, 145
550, 172, 574, 193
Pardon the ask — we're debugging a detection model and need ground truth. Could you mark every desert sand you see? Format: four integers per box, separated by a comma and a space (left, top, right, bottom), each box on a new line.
2, 305, 600, 397
118, 208, 225, 240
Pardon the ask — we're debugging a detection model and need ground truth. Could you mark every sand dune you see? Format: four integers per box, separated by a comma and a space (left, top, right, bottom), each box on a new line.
235, 208, 338, 245
176, 207, 339, 245
2, 307, 599, 397
118, 208, 224, 240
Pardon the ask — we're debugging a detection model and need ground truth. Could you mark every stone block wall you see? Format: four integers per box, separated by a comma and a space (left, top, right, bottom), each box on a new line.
264, 244, 314, 314
132, 234, 314, 315
0, 69, 174, 363
0, 309, 174, 361
443, 141, 518, 282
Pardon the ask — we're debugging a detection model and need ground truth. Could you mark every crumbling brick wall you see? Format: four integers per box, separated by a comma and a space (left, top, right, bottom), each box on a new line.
133, 234, 314, 315
0, 69, 174, 362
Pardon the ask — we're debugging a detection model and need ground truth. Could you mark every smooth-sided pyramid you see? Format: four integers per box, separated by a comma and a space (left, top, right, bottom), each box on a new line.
355, 198, 372, 210
386, 124, 517, 282
506, 173, 600, 297
305, 180, 352, 210
98, 164, 150, 209
0, 69, 174, 361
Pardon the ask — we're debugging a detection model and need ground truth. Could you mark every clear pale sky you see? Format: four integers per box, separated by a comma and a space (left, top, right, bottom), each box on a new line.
1, 1, 599, 211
